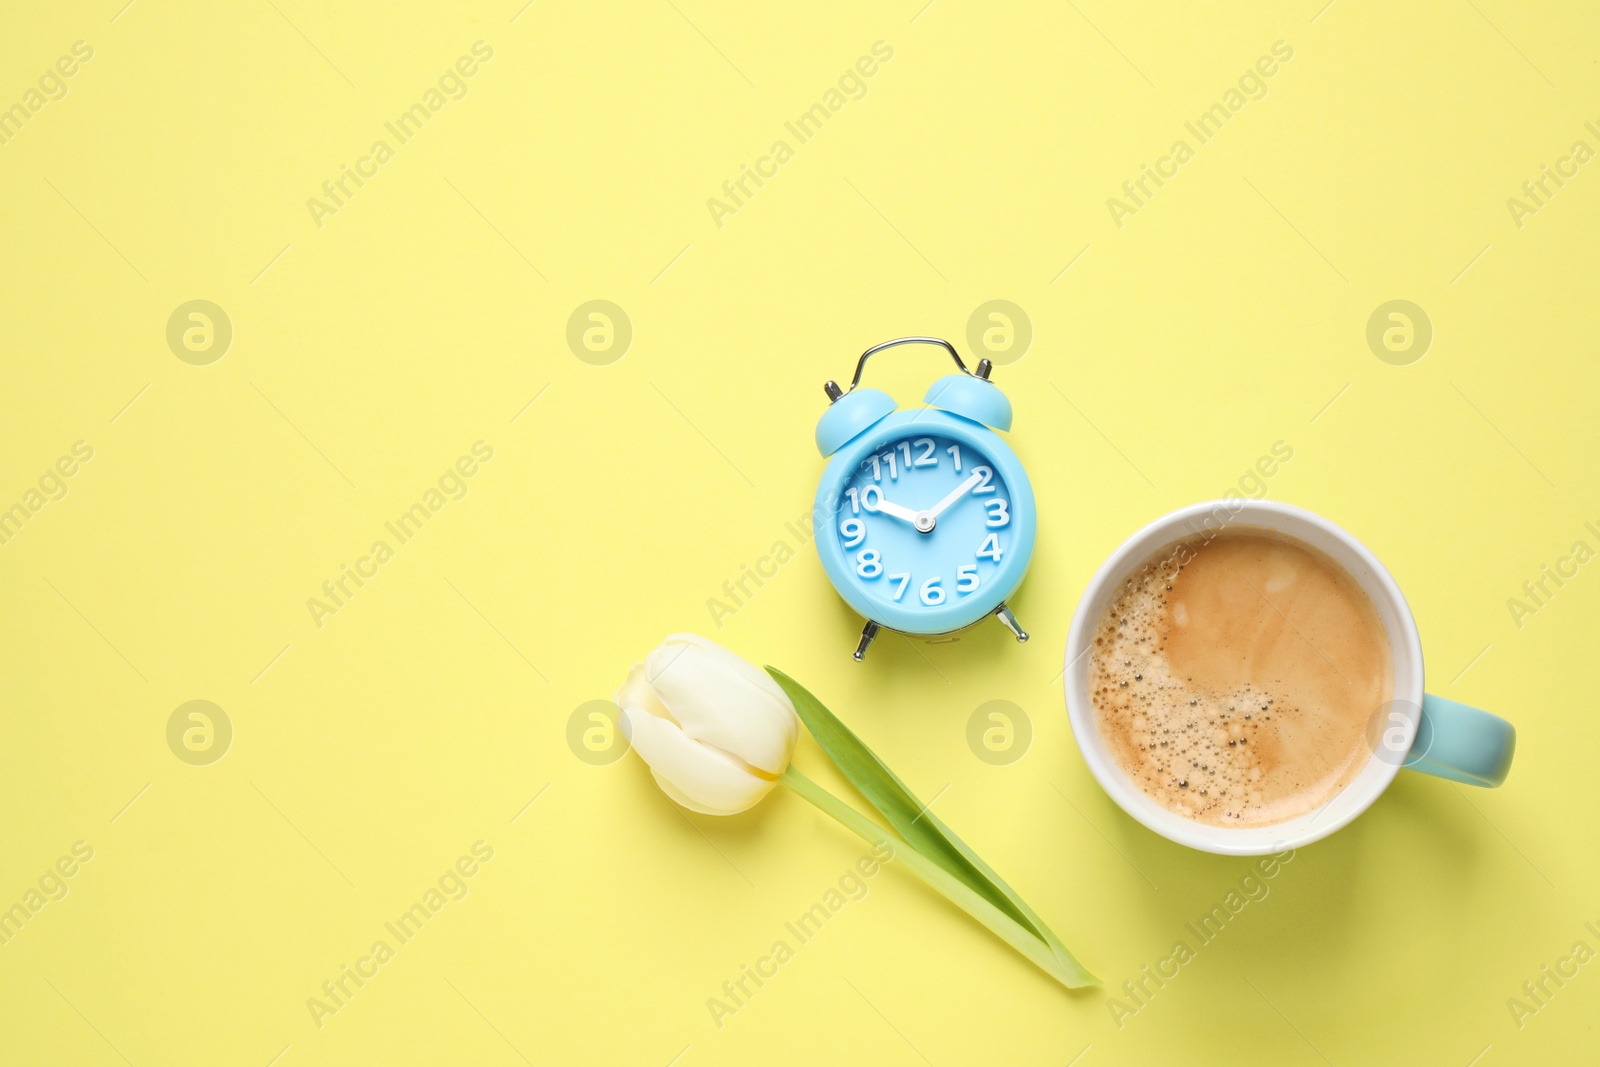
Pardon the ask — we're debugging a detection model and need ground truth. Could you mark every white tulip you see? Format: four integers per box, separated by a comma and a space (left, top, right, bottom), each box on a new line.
616, 634, 800, 816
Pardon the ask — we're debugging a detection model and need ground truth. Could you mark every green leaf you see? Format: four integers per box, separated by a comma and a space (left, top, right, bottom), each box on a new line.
767, 666, 1093, 984
782, 765, 1096, 989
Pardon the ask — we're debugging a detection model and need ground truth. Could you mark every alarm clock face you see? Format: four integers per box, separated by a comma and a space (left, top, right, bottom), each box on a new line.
828, 425, 1030, 632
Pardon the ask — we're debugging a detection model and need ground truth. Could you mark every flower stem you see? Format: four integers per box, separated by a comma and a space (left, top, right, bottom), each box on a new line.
781, 765, 1095, 990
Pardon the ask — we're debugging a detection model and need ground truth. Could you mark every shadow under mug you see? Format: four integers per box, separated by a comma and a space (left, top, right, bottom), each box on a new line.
1063, 500, 1516, 856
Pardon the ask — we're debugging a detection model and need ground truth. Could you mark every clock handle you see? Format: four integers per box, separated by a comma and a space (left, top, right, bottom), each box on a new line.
824, 336, 992, 401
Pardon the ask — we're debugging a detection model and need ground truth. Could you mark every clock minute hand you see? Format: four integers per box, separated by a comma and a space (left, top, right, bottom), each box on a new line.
925, 471, 985, 521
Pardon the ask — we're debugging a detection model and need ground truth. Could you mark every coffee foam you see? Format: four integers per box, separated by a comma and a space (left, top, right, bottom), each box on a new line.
1088, 529, 1392, 828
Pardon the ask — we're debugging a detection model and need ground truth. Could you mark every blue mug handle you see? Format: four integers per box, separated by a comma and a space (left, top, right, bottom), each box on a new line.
1404, 694, 1516, 787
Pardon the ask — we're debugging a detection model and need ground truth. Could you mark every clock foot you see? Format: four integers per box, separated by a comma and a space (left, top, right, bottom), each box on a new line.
852, 621, 881, 661
995, 604, 1029, 643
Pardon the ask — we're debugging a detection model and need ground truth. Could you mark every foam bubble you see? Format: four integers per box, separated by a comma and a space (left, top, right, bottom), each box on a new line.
1089, 544, 1315, 826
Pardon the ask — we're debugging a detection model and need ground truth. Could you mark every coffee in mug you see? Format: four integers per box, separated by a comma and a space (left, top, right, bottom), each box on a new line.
1088, 529, 1393, 827
1065, 500, 1516, 855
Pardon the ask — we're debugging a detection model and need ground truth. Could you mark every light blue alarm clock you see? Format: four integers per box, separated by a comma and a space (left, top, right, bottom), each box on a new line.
813, 337, 1036, 660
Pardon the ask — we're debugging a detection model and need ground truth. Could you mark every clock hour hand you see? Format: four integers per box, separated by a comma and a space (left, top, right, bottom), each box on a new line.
869, 497, 921, 525
924, 471, 985, 521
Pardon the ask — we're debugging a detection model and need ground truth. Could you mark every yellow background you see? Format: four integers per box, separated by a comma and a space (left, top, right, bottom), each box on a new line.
2, 1, 1597, 1063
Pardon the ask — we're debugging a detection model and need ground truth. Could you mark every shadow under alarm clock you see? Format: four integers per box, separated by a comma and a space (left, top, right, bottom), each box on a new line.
813, 337, 1036, 660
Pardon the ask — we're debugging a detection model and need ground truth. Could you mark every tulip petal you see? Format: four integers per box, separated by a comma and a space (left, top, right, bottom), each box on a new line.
645, 635, 797, 775
657, 634, 791, 703
615, 662, 670, 721
619, 703, 774, 816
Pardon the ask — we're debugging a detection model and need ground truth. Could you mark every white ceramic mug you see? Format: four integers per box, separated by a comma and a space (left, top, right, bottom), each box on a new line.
1063, 500, 1516, 855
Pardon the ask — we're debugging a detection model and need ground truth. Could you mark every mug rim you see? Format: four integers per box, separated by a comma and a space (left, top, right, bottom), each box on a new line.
1063, 499, 1426, 855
